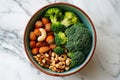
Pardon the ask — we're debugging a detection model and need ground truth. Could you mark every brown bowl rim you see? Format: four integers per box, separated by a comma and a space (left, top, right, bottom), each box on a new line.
24, 2, 97, 76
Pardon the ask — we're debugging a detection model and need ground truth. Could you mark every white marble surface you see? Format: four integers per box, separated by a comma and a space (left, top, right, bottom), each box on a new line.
0, 0, 120, 80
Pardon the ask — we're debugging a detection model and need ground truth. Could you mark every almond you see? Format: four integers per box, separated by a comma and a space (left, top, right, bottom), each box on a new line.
39, 46, 50, 53
30, 41, 36, 48
29, 32, 36, 41
31, 48, 39, 55
34, 29, 41, 36
36, 42, 48, 47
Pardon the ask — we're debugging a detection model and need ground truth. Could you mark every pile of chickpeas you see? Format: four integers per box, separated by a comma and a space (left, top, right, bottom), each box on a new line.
29, 17, 71, 72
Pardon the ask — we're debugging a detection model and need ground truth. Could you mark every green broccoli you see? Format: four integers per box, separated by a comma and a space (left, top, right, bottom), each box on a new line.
53, 46, 64, 55
45, 7, 62, 23
65, 23, 92, 55
67, 51, 85, 67
55, 32, 68, 46
61, 11, 79, 27
45, 8, 66, 33
51, 22, 66, 33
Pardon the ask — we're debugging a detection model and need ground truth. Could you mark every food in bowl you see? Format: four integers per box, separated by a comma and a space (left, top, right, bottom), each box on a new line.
28, 7, 92, 73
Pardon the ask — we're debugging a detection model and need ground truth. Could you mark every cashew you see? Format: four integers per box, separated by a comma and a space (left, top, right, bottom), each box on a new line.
38, 62, 44, 66
36, 54, 41, 57
37, 28, 46, 42
44, 53, 49, 57
42, 59, 46, 64
51, 52, 58, 61
33, 56, 39, 61
51, 60, 56, 66
49, 66, 57, 72
59, 54, 67, 61
49, 65, 64, 72
56, 62, 65, 69
66, 58, 71, 66
65, 66, 70, 70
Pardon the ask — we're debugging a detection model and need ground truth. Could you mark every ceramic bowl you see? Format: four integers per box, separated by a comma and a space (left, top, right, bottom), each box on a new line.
24, 2, 97, 76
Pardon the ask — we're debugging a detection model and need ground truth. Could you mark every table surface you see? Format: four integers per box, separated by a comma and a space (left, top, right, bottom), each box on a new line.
0, 0, 120, 80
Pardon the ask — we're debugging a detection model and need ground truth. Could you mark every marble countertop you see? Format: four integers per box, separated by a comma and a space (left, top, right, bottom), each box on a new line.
0, 0, 120, 80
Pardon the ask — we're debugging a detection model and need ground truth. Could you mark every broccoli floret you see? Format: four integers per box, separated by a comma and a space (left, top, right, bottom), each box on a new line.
45, 8, 62, 23
61, 11, 79, 27
65, 23, 92, 55
51, 22, 66, 33
67, 51, 85, 67
53, 46, 64, 55
45, 8, 67, 33
55, 32, 68, 46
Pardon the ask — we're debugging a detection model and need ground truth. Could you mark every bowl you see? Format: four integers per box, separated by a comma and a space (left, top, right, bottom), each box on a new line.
24, 2, 97, 76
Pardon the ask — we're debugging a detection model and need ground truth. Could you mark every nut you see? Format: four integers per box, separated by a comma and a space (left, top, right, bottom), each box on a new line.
37, 28, 47, 42
36, 42, 48, 47
49, 66, 57, 72
51, 60, 56, 66
36, 54, 41, 57
45, 58, 50, 65
46, 35, 54, 44
42, 17, 50, 25
51, 52, 58, 61
66, 58, 71, 66
57, 62, 65, 69
34, 29, 41, 36
50, 44, 56, 50
39, 46, 50, 53
34, 52, 51, 68
48, 50, 52, 56
31, 48, 39, 55
45, 23, 51, 32
45, 53, 49, 57
35, 20, 43, 28
29, 32, 36, 41
59, 54, 67, 61
65, 66, 70, 70
42, 59, 46, 64
33, 56, 39, 61
38, 62, 44, 66
30, 41, 36, 48
45, 65, 49, 68
47, 31, 54, 36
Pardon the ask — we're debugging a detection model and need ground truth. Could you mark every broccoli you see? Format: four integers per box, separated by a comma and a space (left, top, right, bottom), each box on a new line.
53, 46, 64, 55
45, 7, 62, 23
67, 51, 85, 67
51, 22, 66, 33
45, 8, 79, 33
61, 11, 79, 27
45, 8, 66, 33
65, 23, 92, 55
55, 32, 68, 46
